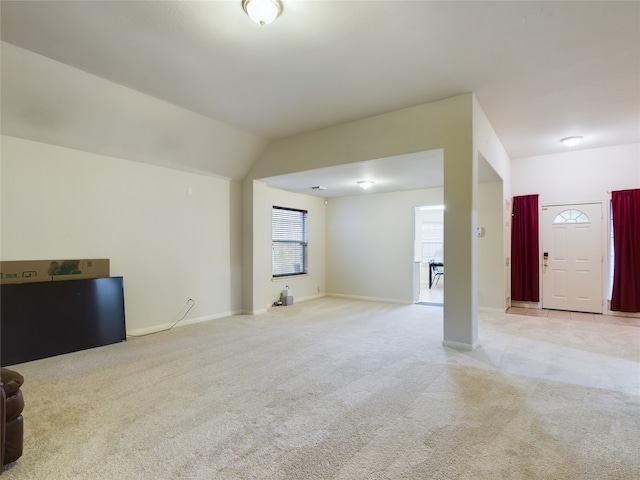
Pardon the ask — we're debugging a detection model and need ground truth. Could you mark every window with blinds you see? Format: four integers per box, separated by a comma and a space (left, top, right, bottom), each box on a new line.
421, 221, 444, 263
272, 206, 308, 277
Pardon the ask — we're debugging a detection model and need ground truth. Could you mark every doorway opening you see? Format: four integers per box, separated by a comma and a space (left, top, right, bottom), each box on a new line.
414, 205, 444, 306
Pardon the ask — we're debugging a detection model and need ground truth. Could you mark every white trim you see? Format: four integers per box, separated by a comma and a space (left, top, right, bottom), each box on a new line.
126, 311, 235, 337
541, 200, 605, 208
271, 274, 309, 282
540, 201, 605, 314
443, 340, 478, 351
479, 307, 507, 314
327, 293, 411, 305
604, 302, 640, 318
297, 293, 326, 302
264, 293, 326, 310
242, 308, 268, 316
510, 300, 541, 309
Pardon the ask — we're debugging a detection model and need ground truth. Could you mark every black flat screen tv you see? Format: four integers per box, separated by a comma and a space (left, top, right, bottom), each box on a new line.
1, 276, 126, 366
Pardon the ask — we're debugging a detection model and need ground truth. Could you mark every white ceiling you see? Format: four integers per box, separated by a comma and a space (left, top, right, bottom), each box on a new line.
262, 149, 446, 198
1, 1, 638, 196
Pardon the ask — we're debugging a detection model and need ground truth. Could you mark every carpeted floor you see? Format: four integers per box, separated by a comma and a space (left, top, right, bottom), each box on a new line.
3, 297, 639, 479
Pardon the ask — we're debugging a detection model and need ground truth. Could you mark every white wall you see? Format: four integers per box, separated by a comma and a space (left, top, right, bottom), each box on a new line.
512, 143, 639, 312
512, 144, 639, 202
324, 183, 504, 309
1, 136, 240, 334
327, 188, 443, 303
473, 97, 512, 312
265, 186, 326, 307
477, 181, 505, 309
1, 42, 267, 181
245, 94, 479, 348
472, 97, 511, 189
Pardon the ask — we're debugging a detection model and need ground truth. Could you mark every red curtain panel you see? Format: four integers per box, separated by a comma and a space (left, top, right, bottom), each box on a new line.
610, 189, 640, 312
511, 194, 539, 302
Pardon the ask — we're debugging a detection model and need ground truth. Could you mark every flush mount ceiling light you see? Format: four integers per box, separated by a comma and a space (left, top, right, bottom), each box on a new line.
357, 180, 374, 190
243, 0, 282, 26
560, 136, 583, 147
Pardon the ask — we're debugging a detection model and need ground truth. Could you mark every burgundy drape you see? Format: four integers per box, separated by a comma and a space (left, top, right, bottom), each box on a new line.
610, 189, 640, 312
511, 194, 539, 302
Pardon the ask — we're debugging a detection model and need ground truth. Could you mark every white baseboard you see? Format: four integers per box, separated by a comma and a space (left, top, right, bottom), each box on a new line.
603, 308, 640, 318
297, 293, 326, 302
511, 301, 639, 318
327, 293, 412, 305
479, 307, 507, 314
241, 308, 267, 316
126, 311, 235, 337
510, 301, 541, 309
262, 293, 327, 311
442, 339, 478, 351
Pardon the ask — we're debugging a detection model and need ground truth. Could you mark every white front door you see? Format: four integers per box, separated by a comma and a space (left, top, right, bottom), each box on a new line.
541, 203, 603, 313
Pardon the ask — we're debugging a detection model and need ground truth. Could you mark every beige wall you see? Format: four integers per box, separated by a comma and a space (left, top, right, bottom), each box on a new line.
2, 89, 518, 349
512, 144, 639, 202
477, 180, 506, 309
511, 143, 639, 313
265, 186, 327, 307
244, 94, 480, 348
328, 188, 443, 303
473, 97, 512, 313
1, 42, 267, 180
1, 135, 241, 334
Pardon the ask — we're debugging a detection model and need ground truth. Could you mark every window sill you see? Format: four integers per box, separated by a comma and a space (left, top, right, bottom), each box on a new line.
272, 274, 309, 281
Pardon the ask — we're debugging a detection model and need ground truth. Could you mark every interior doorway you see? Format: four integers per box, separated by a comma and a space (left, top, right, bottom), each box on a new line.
414, 205, 444, 305
541, 202, 604, 313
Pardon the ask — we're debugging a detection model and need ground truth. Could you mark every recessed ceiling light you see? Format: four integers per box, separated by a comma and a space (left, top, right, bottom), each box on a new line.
560, 136, 583, 147
357, 180, 374, 190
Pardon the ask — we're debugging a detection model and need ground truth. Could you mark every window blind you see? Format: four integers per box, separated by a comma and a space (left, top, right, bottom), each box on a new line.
272, 206, 308, 277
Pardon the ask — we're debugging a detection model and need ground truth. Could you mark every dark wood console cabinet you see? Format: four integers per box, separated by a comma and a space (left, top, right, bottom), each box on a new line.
1, 277, 126, 366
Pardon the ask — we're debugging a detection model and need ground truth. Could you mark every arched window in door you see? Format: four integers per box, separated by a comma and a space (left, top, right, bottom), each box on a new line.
553, 209, 589, 224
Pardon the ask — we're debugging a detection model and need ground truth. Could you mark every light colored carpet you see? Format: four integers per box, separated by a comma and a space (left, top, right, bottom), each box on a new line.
3, 297, 639, 479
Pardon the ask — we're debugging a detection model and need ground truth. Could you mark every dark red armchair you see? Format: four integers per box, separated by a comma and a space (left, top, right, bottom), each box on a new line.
1, 368, 24, 473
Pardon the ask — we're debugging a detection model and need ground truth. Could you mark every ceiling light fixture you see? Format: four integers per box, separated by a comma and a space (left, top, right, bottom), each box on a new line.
243, 0, 282, 26
357, 180, 374, 190
560, 136, 583, 147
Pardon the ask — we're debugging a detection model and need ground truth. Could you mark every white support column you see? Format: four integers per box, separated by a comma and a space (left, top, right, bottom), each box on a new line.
442, 141, 478, 350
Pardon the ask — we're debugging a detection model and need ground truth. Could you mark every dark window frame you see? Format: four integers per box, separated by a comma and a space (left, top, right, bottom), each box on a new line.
272, 206, 308, 277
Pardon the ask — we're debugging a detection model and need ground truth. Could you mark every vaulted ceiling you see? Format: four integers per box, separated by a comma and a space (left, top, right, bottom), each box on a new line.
2, 1, 638, 190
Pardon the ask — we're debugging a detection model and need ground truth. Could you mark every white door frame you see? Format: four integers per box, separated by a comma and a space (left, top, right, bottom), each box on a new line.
540, 201, 605, 313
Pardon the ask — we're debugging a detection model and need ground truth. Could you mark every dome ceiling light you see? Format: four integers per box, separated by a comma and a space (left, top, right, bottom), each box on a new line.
357, 180, 374, 190
560, 136, 583, 147
243, 0, 283, 26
